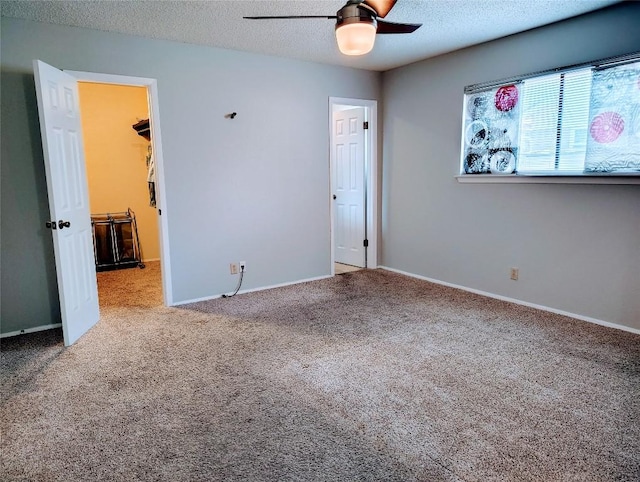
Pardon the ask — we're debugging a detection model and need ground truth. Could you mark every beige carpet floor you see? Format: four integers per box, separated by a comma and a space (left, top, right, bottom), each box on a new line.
1, 262, 639, 481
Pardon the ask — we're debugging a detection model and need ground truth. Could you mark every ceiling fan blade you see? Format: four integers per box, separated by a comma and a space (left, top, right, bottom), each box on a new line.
243, 15, 336, 20
363, 0, 397, 18
376, 20, 422, 34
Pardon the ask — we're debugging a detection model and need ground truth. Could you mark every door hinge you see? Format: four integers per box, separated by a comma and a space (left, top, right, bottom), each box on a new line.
363, 121, 369, 130
363, 239, 369, 247
158, 209, 162, 215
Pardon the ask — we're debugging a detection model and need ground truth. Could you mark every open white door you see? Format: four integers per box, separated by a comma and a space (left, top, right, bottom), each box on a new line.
332, 107, 366, 268
33, 60, 99, 346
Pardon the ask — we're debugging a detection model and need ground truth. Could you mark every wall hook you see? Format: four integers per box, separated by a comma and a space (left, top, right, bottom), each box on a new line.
225, 112, 237, 119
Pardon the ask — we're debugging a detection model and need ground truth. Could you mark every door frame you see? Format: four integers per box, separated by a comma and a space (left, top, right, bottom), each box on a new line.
66, 70, 172, 305
329, 97, 378, 275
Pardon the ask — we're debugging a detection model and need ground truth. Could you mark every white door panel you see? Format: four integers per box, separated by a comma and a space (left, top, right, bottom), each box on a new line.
34, 60, 99, 346
333, 107, 365, 268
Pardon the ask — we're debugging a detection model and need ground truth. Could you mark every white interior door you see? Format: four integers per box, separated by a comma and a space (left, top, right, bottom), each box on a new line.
33, 60, 99, 346
332, 107, 366, 268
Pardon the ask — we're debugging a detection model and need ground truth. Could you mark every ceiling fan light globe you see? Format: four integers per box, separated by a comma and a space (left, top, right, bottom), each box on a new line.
336, 22, 376, 55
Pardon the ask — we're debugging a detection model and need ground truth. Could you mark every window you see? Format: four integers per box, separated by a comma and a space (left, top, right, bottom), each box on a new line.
460, 55, 640, 177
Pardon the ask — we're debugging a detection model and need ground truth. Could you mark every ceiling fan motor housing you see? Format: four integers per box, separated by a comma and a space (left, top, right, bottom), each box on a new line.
336, 3, 378, 30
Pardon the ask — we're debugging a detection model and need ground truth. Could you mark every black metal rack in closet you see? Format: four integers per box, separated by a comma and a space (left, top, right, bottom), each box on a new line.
91, 208, 145, 271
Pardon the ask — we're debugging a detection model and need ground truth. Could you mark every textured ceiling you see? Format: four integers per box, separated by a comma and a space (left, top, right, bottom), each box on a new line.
0, 0, 621, 71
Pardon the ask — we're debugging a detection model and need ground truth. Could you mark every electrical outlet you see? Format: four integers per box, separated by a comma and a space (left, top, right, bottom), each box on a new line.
230, 263, 238, 275
510, 267, 519, 281
239, 261, 246, 272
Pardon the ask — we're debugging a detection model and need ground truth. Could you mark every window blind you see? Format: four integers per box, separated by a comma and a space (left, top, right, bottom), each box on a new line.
517, 73, 561, 172
518, 69, 592, 173
559, 70, 592, 171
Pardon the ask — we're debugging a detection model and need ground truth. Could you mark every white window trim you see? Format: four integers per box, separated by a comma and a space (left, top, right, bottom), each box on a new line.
456, 175, 640, 185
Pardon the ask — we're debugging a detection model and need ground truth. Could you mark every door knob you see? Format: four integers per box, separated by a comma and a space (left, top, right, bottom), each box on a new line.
58, 220, 71, 229
45, 221, 57, 230
333, 194, 337, 200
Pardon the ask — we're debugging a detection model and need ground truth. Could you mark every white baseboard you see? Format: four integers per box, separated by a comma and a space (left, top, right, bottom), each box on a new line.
0, 323, 62, 339
380, 266, 640, 336
172, 274, 334, 306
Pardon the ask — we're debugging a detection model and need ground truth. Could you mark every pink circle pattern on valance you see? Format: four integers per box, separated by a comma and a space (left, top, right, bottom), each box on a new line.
494, 85, 519, 112
589, 111, 624, 144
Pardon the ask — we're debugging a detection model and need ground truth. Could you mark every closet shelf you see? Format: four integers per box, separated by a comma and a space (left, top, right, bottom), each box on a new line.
132, 119, 151, 140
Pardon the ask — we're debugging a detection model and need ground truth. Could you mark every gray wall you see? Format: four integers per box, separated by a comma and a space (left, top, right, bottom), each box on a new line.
1, 18, 381, 334
2, 4, 639, 336
381, 3, 640, 331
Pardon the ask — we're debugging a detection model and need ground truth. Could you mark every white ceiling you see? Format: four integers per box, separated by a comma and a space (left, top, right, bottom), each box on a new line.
0, 0, 621, 71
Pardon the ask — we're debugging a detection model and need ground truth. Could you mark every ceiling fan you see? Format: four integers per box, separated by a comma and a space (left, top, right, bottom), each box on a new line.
244, 0, 422, 56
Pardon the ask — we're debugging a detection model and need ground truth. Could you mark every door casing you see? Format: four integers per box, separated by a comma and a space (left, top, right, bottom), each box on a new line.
66, 70, 173, 306
329, 97, 378, 275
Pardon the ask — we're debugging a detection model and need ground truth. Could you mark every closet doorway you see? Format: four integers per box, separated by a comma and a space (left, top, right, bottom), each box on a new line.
76, 81, 162, 307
